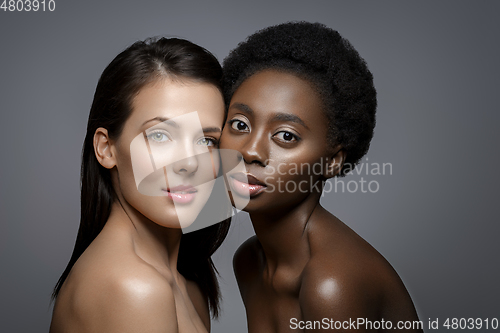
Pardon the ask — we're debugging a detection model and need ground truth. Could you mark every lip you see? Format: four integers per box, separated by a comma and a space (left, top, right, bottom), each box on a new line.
229, 172, 267, 198
162, 185, 197, 204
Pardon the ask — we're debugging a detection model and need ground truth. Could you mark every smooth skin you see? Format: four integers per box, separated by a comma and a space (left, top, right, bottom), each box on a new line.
50, 80, 224, 333
221, 70, 422, 332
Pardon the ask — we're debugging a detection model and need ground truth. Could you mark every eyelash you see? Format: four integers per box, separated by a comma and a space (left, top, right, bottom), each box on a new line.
197, 137, 219, 147
147, 130, 170, 143
229, 119, 250, 132
228, 118, 300, 143
273, 131, 299, 143
147, 130, 219, 147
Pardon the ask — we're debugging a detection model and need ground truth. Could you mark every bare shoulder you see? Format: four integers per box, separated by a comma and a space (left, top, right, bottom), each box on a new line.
233, 236, 262, 293
299, 208, 421, 329
51, 236, 178, 332
96, 262, 176, 330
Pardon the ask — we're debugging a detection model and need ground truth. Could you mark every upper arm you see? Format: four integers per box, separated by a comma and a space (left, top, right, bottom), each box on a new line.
81, 272, 178, 333
299, 272, 372, 332
299, 259, 422, 332
299, 260, 382, 332
378, 267, 423, 332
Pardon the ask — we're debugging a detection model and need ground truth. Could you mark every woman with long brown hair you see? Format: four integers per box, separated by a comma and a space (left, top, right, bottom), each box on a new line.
50, 37, 230, 332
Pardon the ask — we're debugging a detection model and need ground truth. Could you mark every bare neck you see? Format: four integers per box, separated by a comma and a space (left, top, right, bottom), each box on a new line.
249, 191, 323, 274
107, 200, 183, 279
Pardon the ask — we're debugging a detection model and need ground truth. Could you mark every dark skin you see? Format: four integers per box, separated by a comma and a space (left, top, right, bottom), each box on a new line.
220, 70, 422, 332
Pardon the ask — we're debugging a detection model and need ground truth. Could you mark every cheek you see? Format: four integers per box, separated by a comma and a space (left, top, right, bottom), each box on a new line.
119, 168, 183, 228
129, 134, 156, 189
267, 151, 325, 183
116, 148, 137, 188
210, 150, 221, 174
117, 153, 153, 210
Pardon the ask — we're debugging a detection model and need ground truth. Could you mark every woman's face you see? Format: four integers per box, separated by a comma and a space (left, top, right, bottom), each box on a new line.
110, 79, 224, 228
220, 70, 336, 214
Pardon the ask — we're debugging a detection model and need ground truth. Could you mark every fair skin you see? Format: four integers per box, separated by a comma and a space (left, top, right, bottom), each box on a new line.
50, 79, 224, 333
221, 70, 422, 332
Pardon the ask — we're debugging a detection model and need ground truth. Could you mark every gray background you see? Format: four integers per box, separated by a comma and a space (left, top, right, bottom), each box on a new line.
1, 1, 499, 332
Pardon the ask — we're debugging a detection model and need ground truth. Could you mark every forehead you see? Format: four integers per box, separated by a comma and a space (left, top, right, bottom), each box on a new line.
230, 70, 325, 122
130, 80, 224, 125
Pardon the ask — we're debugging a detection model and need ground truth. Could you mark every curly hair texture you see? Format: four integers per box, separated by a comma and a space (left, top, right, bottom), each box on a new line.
223, 22, 377, 175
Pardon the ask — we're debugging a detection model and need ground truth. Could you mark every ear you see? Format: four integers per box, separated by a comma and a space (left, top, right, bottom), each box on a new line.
324, 147, 346, 179
94, 127, 117, 169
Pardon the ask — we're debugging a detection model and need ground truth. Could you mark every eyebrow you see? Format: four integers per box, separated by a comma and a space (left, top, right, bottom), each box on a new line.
142, 117, 179, 128
142, 117, 220, 133
272, 113, 309, 129
202, 127, 221, 133
230, 103, 309, 129
229, 103, 253, 116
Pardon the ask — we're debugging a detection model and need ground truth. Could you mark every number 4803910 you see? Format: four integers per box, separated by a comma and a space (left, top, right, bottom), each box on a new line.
1, 0, 56, 11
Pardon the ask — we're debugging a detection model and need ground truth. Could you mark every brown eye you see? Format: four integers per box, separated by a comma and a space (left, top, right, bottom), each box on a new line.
231, 120, 249, 131
274, 131, 298, 142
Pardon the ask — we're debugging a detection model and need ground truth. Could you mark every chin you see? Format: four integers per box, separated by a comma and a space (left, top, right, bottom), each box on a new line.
238, 196, 276, 214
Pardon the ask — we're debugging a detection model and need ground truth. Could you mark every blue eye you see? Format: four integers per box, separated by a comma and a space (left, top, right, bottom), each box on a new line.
274, 131, 298, 142
147, 131, 170, 143
230, 119, 249, 132
197, 137, 217, 147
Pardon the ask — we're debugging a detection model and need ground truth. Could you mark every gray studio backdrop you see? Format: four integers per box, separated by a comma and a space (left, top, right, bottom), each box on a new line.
1, 1, 499, 332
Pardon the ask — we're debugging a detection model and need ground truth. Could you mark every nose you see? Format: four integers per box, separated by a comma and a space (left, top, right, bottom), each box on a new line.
172, 145, 199, 176
240, 131, 268, 167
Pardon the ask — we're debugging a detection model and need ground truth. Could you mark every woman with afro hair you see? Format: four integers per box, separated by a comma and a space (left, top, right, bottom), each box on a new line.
220, 22, 422, 332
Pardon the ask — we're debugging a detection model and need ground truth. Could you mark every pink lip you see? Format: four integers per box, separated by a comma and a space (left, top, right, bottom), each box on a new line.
229, 173, 266, 198
163, 185, 197, 204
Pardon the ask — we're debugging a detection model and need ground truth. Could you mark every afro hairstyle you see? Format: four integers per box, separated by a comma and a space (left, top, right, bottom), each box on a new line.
222, 21, 377, 176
